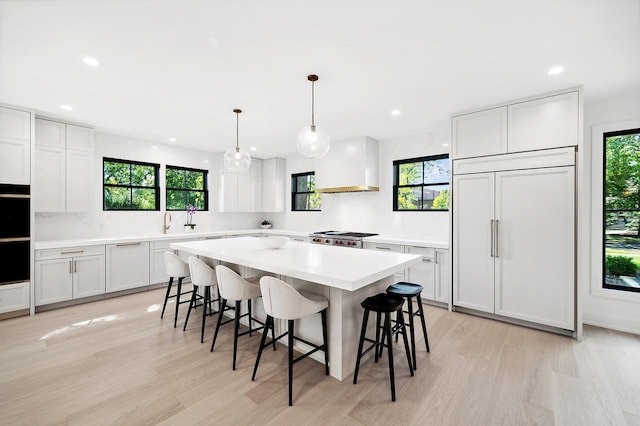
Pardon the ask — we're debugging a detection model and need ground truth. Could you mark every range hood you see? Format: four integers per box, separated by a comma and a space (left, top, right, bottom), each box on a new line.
315, 136, 380, 193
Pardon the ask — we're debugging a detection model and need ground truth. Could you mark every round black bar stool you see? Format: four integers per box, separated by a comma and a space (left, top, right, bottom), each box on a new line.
386, 282, 430, 370
353, 292, 414, 402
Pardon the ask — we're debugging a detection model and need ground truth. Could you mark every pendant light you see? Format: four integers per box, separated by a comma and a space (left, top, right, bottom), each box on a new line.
224, 108, 251, 172
296, 74, 330, 159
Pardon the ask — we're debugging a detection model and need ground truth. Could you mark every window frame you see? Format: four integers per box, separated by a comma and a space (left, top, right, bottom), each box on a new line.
392, 154, 450, 211
291, 171, 321, 212
103, 157, 160, 211
602, 127, 640, 294
165, 165, 209, 211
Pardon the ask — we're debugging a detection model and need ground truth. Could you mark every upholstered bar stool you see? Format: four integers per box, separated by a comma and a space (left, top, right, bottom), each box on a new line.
184, 256, 219, 343
161, 251, 192, 328
353, 292, 414, 402
211, 265, 267, 370
386, 282, 430, 370
252, 276, 329, 406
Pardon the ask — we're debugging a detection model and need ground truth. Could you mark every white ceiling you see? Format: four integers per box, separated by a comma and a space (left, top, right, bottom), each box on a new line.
1, 0, 639, 158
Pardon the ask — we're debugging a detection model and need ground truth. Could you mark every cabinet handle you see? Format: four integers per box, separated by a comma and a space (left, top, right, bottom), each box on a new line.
69, 260, 73, 274
422, 258, 433, 262
375, 246, 391, 250
116, 242, 142, 247
495, 220, 499, 258
490, 220, 495, 257
61, 250, 84, 255
74, 260, 77, 273
435, 252, 439, 264
0, 237, 29, 243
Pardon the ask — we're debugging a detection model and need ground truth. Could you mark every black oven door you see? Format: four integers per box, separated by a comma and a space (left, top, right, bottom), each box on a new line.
0, 184, 30, 239
0, 240, 30, 285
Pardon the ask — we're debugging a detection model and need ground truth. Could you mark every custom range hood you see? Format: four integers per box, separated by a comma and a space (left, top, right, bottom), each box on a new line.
314, 136, 380, 193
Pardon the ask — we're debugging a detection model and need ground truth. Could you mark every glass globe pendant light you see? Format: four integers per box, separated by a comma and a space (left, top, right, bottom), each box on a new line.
224, 108, 251, 172
296, 74, 330, 159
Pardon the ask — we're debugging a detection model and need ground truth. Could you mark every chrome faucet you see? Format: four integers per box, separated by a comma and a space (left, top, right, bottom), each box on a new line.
163, 212, 172, 234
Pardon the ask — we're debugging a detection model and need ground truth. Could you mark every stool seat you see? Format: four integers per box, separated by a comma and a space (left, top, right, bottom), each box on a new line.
361, 293, 404, 312
386, 282, 424, 296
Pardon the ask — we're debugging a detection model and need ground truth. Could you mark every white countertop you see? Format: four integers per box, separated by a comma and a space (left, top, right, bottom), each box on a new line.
171, 237, 422, 291
34, 229, 449, 250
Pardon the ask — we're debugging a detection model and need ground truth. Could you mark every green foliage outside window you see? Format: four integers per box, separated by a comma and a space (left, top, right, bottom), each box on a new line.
166, 166, 208, 211
103, 159, 159, 210
292, 172, 321, 211
394, 155, 449, 211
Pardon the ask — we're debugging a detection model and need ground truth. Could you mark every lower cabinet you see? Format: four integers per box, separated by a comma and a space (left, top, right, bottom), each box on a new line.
35, 246, 105, 306
405, 247, 450, 304
0, 282, 30, 313
106, 242, 149, 292
149, 239, 195, 285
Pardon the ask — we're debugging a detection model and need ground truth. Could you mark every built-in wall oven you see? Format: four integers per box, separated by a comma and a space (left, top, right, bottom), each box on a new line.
0, 184, 30, 285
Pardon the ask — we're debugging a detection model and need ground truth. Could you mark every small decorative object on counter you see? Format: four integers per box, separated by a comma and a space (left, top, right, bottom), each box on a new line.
260, 220, 272, 229
185, 205, 198, 232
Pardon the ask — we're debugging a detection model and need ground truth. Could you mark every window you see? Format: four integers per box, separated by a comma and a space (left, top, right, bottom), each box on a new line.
393, 154, 449, 211
103, 158, 159, 210
166, 165, 208, 211
603, 128, 640, 293
292, 172, 321, 211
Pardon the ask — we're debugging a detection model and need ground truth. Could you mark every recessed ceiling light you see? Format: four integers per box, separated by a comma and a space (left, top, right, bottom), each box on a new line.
548, 66, 564, 76
60, 104, 73, 111
391, 109, 401, 116
204, 159, 210, 163
442, 143, 449, 147
250, 146, 257, 151
168, 137, 176, 142
83, 56, 100, 67
151, 146, 158, 149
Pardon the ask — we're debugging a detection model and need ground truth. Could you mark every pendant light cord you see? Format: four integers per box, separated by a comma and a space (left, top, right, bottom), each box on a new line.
236, 111, 239, 150
311, 79, 315, 127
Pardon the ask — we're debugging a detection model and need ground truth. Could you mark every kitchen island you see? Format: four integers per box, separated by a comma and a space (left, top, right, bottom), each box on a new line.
171, 236, 422, 380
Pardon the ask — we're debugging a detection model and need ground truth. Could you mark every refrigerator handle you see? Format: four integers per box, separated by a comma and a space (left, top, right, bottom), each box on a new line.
495, 220, 499, 258
490, 219, 494, 257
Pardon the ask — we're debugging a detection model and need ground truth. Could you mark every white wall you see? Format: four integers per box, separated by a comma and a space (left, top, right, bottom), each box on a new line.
582, 88, 640, 334
35, 132, 263, 240
274, 129, 451, 241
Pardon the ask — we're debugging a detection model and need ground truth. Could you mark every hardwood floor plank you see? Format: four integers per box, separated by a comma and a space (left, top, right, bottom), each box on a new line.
2, 289, 640, 425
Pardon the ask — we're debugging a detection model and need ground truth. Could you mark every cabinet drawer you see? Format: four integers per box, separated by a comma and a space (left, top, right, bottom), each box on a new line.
0, 282, 30, 313
149, 238, 196, 251
363, 242, 405, 253
36, 245, 105, 260
406, 246, 435, 259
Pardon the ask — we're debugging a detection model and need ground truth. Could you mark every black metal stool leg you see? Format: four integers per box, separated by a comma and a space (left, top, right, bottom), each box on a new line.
375, 311, 382, 361
200, 286, 209, 343
232, 300, 241, 370
288, 319, 294, 407
353, 308, 369, 384
174, 278, 183, 328
252, 315, 272, 380
416, 294, 430, 352
183, 285, 198, 331
321, 309, 329, 375
398, 311, 414, 377
248, 299, 253, 337
406, 295, 417, 370
211, 298, 227, 351
161, 276, 173, 319
385, 312, 396, 402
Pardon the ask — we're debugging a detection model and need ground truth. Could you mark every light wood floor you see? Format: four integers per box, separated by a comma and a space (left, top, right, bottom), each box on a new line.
1, 289, 640, 425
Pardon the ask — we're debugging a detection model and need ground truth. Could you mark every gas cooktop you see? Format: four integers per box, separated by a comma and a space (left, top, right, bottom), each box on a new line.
310, 231, 378, 238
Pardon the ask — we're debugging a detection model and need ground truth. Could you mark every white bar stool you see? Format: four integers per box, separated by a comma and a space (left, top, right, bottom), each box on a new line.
184, 256, 219, 343
161, 251, 192, 328
252, 276, 329, 406
211, 264, 268, 370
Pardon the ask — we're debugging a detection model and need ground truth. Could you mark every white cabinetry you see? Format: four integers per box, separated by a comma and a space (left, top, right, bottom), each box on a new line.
262, 158, 286, 212
452, 151, 575, 330
0, 106, 31, 184
35, 246, 105, 306
404, 246, 450, 304
149, 239, 194, 285
363, 242, 405, 282
0, 282, 30, 313
106, 242, 149, 292
452, 89, 580, 160
250, 159, 263, 212
34, 118, 94, 212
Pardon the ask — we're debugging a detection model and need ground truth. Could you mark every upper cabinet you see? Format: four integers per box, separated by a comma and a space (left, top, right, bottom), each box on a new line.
0, 105, 32, 185
34, 118, 95, 212
215, 156, 285, 213
451, 89, 580, 160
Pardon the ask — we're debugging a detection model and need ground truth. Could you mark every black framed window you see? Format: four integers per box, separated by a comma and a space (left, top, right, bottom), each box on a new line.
603, 127, 640, 293
292, 172, 321, 211
103, 158, 159, 210
166, 165, 208, 211
393, 154, 449, 211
